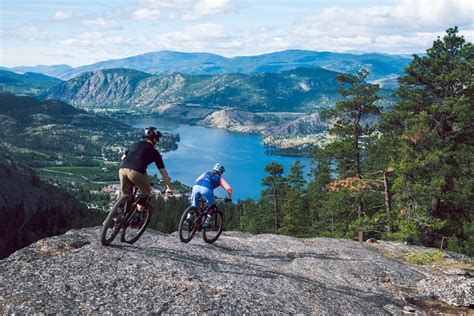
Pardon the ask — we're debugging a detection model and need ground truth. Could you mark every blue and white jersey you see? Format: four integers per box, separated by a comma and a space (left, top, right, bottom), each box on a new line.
195, 171, 221, 190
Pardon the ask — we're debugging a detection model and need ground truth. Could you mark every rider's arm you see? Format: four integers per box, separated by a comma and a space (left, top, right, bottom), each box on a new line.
159, 168, 172, 192
153, 149, 172, 193
195, 173, 205, 183
121, 148, 129, 160
219, 177, 232, 199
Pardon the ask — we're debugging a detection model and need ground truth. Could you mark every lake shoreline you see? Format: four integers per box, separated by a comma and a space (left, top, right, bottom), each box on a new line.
121, 117, 314, 200
109, 110, 318, 158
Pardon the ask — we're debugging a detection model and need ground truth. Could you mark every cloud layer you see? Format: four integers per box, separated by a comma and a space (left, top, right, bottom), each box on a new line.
2, 0, 473, 67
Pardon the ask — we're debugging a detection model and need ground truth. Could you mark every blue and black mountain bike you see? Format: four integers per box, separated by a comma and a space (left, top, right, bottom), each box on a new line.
178, 196, 230, 244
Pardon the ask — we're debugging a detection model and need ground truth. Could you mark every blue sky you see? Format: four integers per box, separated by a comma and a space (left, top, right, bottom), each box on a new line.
1, 0, 473, 67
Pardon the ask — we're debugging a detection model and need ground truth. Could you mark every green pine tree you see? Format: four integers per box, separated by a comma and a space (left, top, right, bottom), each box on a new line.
322, 68, 382, 241
261, 162, 287, 231
281, 160, 309, 236
384, 27, 473, 253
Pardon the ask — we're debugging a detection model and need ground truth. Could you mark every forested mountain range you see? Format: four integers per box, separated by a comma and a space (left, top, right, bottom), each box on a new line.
43, 67, 346, 112
0, 92, 178, 163
2, 49, 411, 80
0, 70, 63, 97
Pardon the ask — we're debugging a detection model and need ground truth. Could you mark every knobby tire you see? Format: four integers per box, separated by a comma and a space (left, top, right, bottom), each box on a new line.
178, 206, 198, 243
120, 204, 153, 244
100, 195, 130, 246
202, 210, 224, 244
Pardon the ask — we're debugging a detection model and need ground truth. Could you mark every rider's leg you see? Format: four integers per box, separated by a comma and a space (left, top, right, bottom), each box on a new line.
201, 188, 216, 211
119, 168, 133, 196
191, 185, 204, 208
127, 169, 151, 212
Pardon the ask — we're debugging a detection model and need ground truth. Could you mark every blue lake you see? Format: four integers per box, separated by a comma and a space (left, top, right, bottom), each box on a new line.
124, 118, 313, 200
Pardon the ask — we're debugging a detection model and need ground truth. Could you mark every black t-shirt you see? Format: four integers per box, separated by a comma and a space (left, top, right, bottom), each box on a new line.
121, 141, 165, 174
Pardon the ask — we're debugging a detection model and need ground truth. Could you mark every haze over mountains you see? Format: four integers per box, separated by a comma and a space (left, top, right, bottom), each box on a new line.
2, 50, 411, 81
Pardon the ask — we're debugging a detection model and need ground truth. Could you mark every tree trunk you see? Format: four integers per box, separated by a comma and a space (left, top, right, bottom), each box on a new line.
357, 197, 364, 242
383, 170, 393, 233
273, 188, 280, 230
354, 127, 364, 242
354, 138, 362, 178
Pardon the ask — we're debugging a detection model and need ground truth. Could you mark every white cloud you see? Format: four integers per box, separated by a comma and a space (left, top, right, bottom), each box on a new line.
15, 26, 55, 41
181, 0, 230, 20
82, 18, 123, 30
286, 0, 474, 53
161, 23, 229, 42
137, 0, 230, 20
392, 0, 473, 28
61, 32, 134, 48
137, 0, 183, 9
53, 10, 72, 21
132, 8, 160, 20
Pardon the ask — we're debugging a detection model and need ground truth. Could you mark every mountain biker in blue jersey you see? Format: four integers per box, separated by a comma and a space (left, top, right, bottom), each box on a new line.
191, 163, 232, 226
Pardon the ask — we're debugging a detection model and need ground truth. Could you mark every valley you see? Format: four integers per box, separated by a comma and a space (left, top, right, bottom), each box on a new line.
1, 50, 402, 156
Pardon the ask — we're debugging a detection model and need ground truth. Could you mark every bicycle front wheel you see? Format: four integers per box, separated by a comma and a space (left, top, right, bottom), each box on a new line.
202, 210, 224, 244
100, 195, 129, 246
121, 205, 153, 244
178, 206, 198, 243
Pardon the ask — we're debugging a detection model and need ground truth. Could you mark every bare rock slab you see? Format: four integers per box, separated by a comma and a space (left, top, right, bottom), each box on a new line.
0, 228, 472, 314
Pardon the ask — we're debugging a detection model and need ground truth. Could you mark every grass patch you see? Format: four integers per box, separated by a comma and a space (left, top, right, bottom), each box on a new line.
407, 250, 445, 265
41, 166, 118, 180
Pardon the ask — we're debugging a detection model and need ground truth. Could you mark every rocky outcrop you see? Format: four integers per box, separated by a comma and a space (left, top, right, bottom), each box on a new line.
0, 227, 472, 314
373, 240, 474, 308
200, 108, 327, 138
200, 108, 269, 133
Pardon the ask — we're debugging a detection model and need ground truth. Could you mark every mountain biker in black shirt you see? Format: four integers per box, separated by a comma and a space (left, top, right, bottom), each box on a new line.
120, 127, 173, 214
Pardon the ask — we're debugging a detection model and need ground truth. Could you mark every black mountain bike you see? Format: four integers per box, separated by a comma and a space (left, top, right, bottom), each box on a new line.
100, 185, 155, 246
178, 196, 230, 244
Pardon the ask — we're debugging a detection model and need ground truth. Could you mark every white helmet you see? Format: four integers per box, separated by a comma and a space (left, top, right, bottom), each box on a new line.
213, 163, 225, 175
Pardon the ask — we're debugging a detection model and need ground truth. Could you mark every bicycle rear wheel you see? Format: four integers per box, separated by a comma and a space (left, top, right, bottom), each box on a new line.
202, 210, 224, 244
100, 195, 129, 246
178, 206, 198, 243
120, 205, 153, 244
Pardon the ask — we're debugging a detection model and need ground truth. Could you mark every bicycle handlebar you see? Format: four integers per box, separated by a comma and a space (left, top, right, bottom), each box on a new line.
213, 196, 232, 202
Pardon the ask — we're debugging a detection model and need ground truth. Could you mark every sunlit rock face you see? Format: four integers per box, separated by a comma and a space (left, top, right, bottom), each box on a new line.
0, 227, 471, 314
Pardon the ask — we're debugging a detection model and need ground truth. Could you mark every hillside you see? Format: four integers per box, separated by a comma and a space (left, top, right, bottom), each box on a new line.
0, 227, 472, 313
0, 162, 104, 259
43, 67, 342, 113
0, 92, 178, 161
0, 70, 63, 96
4, 50, 411, 80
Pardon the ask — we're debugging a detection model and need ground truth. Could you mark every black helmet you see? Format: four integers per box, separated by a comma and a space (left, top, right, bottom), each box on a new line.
143, 127, 162, 141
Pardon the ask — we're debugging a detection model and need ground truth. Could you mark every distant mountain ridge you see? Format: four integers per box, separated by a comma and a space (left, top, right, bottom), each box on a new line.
43, 67, 343, 113
3, 49, 411, 80
0, 70, 63, 97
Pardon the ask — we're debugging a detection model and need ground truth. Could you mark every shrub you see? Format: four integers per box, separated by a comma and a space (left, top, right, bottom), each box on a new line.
406, 250, 445, 265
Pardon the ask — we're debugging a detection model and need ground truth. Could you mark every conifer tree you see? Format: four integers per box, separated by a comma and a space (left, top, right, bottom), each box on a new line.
261, 162, 287, 231
322, 69, 382, 241
281, 160, 308, 236
385, 27, 473, 252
